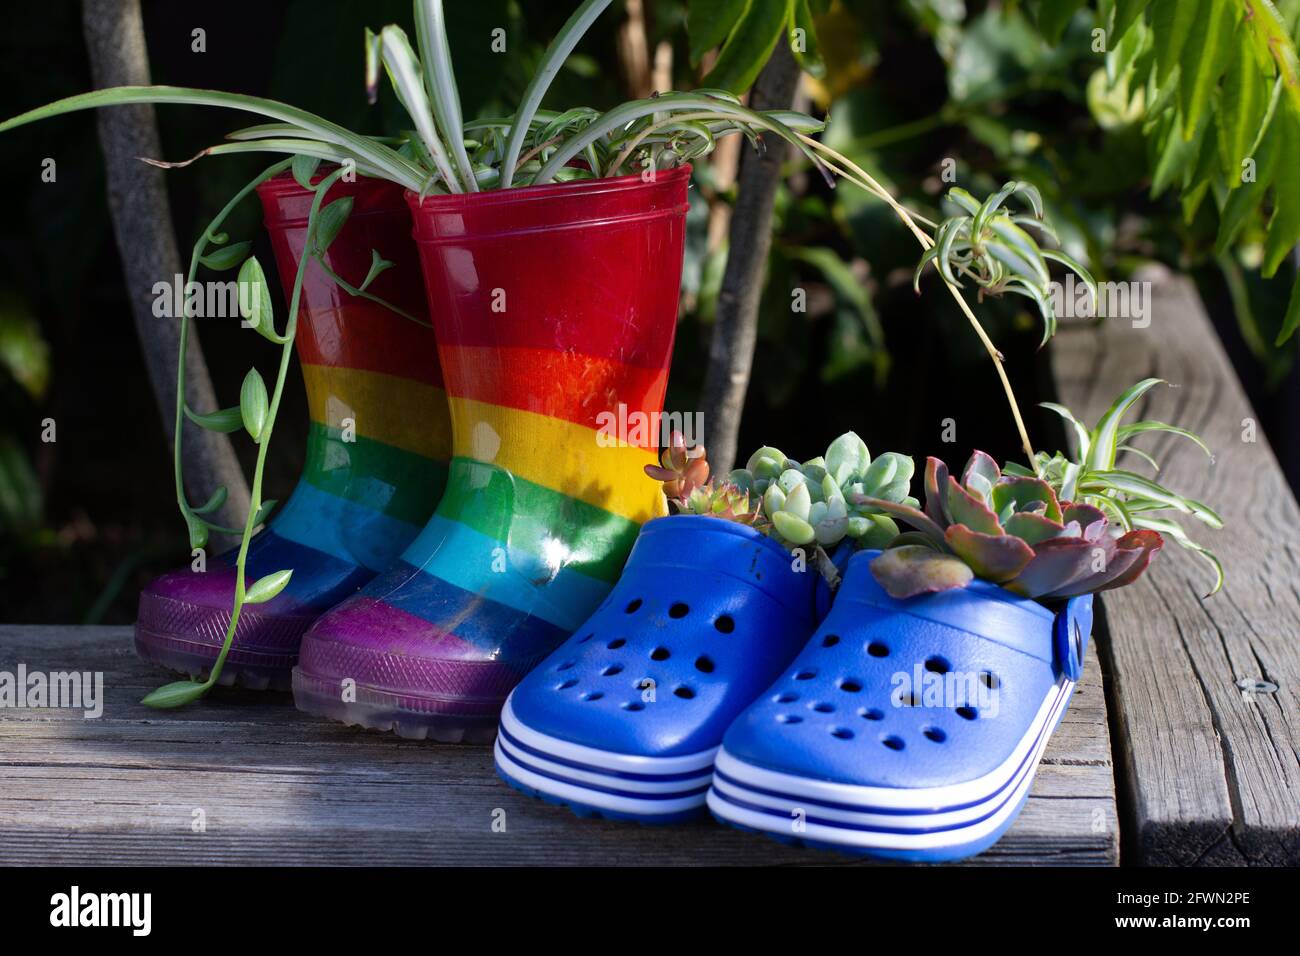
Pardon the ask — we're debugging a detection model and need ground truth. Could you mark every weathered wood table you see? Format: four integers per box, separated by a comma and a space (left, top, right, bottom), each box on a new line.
0, 271, 1293, 865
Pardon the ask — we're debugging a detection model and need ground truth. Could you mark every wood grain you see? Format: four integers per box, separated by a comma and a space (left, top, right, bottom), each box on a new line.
1049, 265, 1300, 865
0, 624, 1118, 866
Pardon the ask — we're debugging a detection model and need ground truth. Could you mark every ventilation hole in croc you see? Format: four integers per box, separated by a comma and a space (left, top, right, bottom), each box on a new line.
714, 615, 735, 634
924, 656, 950, 674
812, 702, 834, 713
794, 670, 817, 681
821, 634, 840, 648
674, 685, 695, 700
980, 671, 1001, 690
607, 638, 626, 650
602, 664, 624, 677
576, 633, 594, 644
899, 693, 920, 707
923, 726, 947, 743
882, 735, 905, 751
669, 602, 690, 619
838, 679, 862, 693
956, 705, 978, 720
695, 656, 715, 674
651, 646, 671, 661
867, 641, 889, 658
860, 707, 884, 721
557, 678, 578, 690
831, 727, 854, 740
556, 660, 576, 672
623, 701, 645, 712
777, 713, 803, 724
775, 692, 799, 704
625, 598, 643, 613
582, 691, 604, 702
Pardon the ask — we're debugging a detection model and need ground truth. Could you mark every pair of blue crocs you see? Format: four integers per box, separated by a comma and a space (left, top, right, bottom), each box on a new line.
495, 515, 1092, 862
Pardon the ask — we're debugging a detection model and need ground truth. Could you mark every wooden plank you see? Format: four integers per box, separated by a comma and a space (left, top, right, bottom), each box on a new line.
1049, 265, 1300, 865
0, 624, 1118, 865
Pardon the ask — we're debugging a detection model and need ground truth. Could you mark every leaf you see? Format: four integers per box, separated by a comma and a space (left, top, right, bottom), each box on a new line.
359, 249, 395, 291
291, 153, 321, 190
788, 0, 825, 77
946, 477, 1004, 535
413, 0, 479, 192
377, 24, 461, 191
701, 0, 790, 95
245, 568, 293, 604
1261, 102, 1300, 276
1116, 420, 1214, 457
252, 498, 278, 526
313, 197, 354, 254
183, 405, 243, 433
1085, 377, 1165, 472
688, 0, 749, 66
1036, 0, 1085, 47
1276, 273, 1300, 345
1082, 469, 1224, 527
184, 511, 208, 550
1040, 401, 1092, 461
239, 368, 269, 443
991, 475, 1064, 523
237, 257, 277, 341
1178, 0, 1238, 141
945, 524, 1034, 581
961, 450, 1001, 493
825, 431, 871, 486
1149, 0, 1198, 85
1132, 514, 1224, 594
1113, 0, 1153, 43
854, 496, 948, 546
141, 680, 210, 709
192, 486, 228, 516
1219, 42, 1271, 183
1242, 0, 1300, 119
869, 546, 974, 600
772, 510, 816, 545
198, 240, 252, 271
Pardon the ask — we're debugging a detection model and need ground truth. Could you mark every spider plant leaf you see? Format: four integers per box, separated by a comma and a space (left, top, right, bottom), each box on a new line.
1117, 420, 1214, 458
1131, 514, 1224, 595
1085, 377, 1165, 472
1040, 401, 1092, 462
1002, 278, 1057, 347
1117, 444, 1161, 471
935, 218, 968, 288
0, 86, 424, 189
534, 94, 830, 186
365, 27, 383, 103
944, 187, 981, 215
360, 250, 395, 291
986, 216, 1050, 285
913, 244, 943, 293
414, 0, 478, 192
1082, 468, 1224, 528
141, 138, 391, 180
1041, 248, 1097, 310
788, 0, 826, 78
226, 123, 310, 140
502, 0, 615, 187
378, 25, 462, 192
1011, 214, 1058, 244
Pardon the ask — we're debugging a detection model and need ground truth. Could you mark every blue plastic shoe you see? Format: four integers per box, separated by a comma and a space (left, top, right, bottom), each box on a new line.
707, 548, 1093, 861
495, 515, 825, 823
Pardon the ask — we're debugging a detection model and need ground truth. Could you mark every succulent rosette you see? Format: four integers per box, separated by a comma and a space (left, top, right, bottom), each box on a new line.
858, 451, 1165, 601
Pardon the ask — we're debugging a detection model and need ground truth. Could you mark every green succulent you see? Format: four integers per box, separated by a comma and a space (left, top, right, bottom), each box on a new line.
860, 451, 1166, 601
915, 181, 1097, 346
1012, 378, 1224, 594
728, 432, 916, 551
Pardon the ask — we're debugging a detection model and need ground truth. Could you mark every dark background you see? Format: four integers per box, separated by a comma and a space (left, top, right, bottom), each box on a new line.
1, 0, 1295, 624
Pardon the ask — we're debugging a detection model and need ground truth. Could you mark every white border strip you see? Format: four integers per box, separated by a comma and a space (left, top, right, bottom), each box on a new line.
500, 694, 719, 776
496, 741, 709, 817
714, 679, 1069, 811
496, 731, 713, 794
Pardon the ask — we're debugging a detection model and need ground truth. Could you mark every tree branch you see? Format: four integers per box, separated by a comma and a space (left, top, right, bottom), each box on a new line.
81, 0, 250, 540
698, 40, 800, 475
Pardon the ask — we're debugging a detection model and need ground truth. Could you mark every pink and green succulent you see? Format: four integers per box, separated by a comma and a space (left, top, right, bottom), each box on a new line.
858, 451, 1165, 601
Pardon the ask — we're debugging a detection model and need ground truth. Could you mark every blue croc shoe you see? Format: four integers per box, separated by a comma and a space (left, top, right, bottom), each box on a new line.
495, 515, 826, 823
707, 548, 1093, 861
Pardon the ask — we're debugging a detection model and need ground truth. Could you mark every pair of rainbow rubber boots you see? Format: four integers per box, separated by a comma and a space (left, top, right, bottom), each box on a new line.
135, 166, 692, 742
